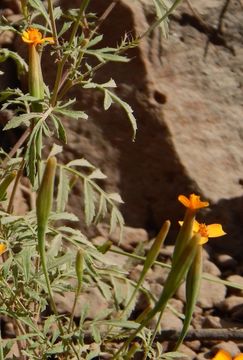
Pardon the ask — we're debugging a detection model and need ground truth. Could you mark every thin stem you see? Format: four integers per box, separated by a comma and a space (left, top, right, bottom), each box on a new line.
7, 159, 25, 214
139, 0, 183, 40
38, 228, 64, 335
47, 0, 59, 47
68, 284, 82, 332
1, 127, 31, 169
51, 0, 91, 106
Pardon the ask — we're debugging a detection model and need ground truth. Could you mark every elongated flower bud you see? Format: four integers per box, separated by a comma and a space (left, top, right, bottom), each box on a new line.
143, 220, 170, 271
0, 171, 17, 201
36, 157, 57, 247
29, 44, 44, 110
75, 249, 84, 289
175, 245, 202, 349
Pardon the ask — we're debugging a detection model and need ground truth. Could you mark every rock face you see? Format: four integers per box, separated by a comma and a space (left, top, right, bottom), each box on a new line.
1, 1, 243, 255
58, 0, 243, 256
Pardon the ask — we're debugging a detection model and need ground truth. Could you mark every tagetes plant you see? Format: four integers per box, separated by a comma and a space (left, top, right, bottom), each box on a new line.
179, 220, 226, 244
212, 350, 243, 360
178, 193, 209, 210
22, 28, 54, 46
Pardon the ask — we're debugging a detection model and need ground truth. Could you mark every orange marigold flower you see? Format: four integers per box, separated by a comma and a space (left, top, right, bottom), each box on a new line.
212, 350, 243, 360
179, 220, 226, 245
178, 193, 209, 210
0, 243, 7, 255
22, 28, 54, 46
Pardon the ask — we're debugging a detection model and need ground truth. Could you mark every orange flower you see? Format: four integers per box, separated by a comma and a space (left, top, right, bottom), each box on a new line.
22, 28, 54, 46
212, 350, 243, 360
179, 220, 226, 245
0, 243, 7, 255
178, 194, 209, 210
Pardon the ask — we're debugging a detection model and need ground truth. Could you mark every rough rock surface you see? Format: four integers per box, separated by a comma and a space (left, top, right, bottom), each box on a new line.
54, 0, 243, 257
1, 1, 243, 256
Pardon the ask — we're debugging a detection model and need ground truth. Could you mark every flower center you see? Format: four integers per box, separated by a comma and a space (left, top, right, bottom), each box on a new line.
29, 29, 42, 42
198, 223, 209, 238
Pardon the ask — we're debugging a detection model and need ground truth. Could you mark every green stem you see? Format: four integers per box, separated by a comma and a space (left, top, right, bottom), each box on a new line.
38, 227, 64, 335
51, 0, 91, 106
47, 0, 59, 47
139, 0, 183, 40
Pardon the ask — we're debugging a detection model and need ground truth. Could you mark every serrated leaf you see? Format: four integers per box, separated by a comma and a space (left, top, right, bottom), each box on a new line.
54, 108, 88, 120
108, 91, 137, 141
48, 144, 63, 158
28, 0, 51, 27
0, 215, 23, 224
67, 158, 95, 168
101, 319, 139, 329
56, 168, 70, 212
58, 21, 72, 37
88, 169, 107, 180
104, 90, 113, 110
43, 315, 57, 336
85, 49, 129, 63
110, 207, 125, 235
3, 112, 39, 130
50, 114, 67, 143
49, 212, 79, 222
101, 79, 117, 88
84, 179, 96, 225
91, 325, 101, 343
87, 35, 103, 48
108, 192, 124, 204
94, 194, 107, 223
0, 49, 28, 75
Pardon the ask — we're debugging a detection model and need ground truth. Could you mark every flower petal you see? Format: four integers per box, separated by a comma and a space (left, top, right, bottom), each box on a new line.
212, 349, 232, 360
198, 236, 208, 245
0, 243, 7, 255
178, 195, 190, 208
192, 220, 200, 233
178, 194, 209, 210
234, 354, 243, 360
207, 224, 226, 238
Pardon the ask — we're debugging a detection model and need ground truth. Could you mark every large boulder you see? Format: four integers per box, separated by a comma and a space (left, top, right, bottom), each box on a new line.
1, 0, 243, 255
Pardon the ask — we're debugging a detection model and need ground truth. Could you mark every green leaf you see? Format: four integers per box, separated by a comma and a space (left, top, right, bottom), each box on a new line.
108, 193, 124, 204
108, 91, 137, 141
54, 108, 88, 120
3, 112, 39, 130
49, 212, 79, 222
87, 35, 103, 48
28, 0, 51, 27
91, 325, 101, 343
56, 168, 70, 212
50, 114, 67, 143
94, 194, 107, 223
104, 90, 113, 110
84, 179, 96, 225
67, 158, 95, 168
88, 169, 107, 180
43, 315, 57, 336
0, 49, 28, 75
110, 207, 125, 235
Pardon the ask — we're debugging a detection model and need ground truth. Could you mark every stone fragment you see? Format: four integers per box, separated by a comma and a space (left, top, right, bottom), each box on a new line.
97, 224, 148, 251
54, 287, 109, 319
202, 315, 222, 329
203, 260, 221, 277
177, 277, 226, 309
215, 254, 238, 270
212, 341, 241, 358
226, 275, 243, 295
177, 344, 197, 360
219, 295, 243, 313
